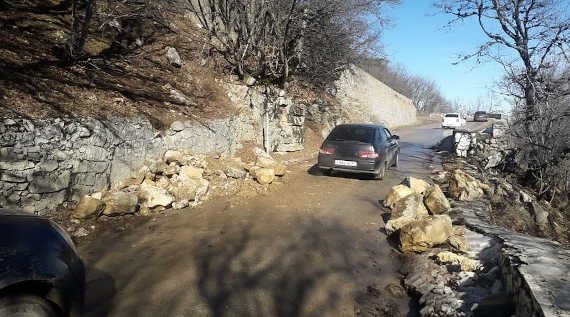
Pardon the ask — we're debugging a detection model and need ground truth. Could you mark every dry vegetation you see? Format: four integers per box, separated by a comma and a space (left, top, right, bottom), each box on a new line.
0, 1, 236, 126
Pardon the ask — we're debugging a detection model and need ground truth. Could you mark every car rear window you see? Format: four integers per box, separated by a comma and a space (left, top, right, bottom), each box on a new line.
445, 114, 459, 118
328, 126, 375, 143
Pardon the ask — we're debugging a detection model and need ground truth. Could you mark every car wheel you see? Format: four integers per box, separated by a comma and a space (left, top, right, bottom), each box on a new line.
393, 152, 399, 168
374, 162, 386, 180
0, 295, 59, 317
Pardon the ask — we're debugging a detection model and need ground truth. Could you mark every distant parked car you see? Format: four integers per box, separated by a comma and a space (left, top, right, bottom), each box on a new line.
474, 111, 489, 122
317, 124, 400, 180
441, 113, 465, 129
488, 113, 502, 119
0, 209, 85, 317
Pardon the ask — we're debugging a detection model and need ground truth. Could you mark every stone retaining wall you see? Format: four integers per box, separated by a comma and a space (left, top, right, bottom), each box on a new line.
0, 116, 242, 214
335, 66, 418, 128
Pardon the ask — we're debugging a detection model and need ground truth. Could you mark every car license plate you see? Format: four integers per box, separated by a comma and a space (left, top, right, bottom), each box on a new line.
335, 160, 357, 167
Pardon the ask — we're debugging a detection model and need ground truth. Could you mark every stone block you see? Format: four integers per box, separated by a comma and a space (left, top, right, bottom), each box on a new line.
29, 170, 71, 194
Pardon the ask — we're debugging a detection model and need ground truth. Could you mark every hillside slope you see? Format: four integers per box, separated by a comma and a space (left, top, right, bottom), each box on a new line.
335, 66, 417, 128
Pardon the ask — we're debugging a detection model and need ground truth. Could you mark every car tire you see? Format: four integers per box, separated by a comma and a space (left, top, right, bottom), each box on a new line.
374, 162, 386, 180
0, 295, 60, 317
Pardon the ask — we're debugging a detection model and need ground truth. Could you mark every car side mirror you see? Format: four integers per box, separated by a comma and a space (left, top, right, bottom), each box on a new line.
392, 135, 400, 140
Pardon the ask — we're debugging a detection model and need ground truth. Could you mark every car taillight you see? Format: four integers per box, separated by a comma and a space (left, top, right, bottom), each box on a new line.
359, 151, 379, 159
319, 147, 335, 155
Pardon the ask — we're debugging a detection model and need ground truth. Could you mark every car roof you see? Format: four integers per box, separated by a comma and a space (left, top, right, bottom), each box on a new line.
334, 123, 386, 129
445, 112, 460, 115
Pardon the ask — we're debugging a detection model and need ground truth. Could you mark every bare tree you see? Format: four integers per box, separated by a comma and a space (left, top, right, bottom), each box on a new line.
437, 0, 570, 199
409, 76, 445, 113
435, 0, 570, 115
185, 0, 399, 86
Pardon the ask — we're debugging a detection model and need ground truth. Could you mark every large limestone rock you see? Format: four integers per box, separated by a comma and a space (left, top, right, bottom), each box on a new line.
399, 215, 453, 252
436, 251, 479, 271
180, 165, 204, 179
73, 196, 106, 219
392, 193, 429, 219
385, 193, 429, 235
273, 163, 287, 177
256, 155, 277, 169
168, 176, 209, 202
401, 177, 431, 195
102, 191, 138, 216
448, 169, 489, 201
255, 168, 275, 185
384, 185, 413, 209
254, 154, 287, 177
139, 183, 174, 208
424, 184, 450, 214
225, 166, 247, 179
164, 150, 184, 164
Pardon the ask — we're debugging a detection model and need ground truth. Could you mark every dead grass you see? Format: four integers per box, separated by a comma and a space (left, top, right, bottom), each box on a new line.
0, 8, 235, 128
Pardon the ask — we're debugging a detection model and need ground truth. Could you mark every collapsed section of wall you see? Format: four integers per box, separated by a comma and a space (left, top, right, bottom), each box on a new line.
0, 83, 346, 214
335, 66, 417, 128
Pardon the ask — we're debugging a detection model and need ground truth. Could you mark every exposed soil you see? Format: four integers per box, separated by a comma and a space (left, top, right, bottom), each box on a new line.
76, 122, 450, 317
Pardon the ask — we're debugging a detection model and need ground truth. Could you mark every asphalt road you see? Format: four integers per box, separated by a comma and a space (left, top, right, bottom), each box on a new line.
79, 122, 460, 317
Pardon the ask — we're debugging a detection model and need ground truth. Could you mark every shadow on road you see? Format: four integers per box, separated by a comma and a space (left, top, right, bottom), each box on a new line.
83, 267, 116, 317
81, 215, 406, 316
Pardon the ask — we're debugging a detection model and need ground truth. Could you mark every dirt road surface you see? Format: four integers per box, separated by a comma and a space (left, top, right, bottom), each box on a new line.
79, 123, 457, 317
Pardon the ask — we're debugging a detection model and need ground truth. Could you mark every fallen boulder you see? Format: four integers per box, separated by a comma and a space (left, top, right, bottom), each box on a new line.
392, 193, 429, 219
401, 177, 431, 195
225, 166, 247, 179
102, 191, 138, 216
168, 176, 199, 201
384, 185, 413, 209
73, 196, 106, 219
399, 215, 452, 252
385, 193, 429, 235
424, 184, 450, 214
139, 183, 174, 208
255, 168, 275, 185
180, 165, 204, 179
273, 163, 287, 177
164, 150, 184, 164
436, 251, 480, 271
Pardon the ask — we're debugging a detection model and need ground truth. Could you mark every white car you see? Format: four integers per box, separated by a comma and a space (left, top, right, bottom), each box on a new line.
441, 113, 465, 129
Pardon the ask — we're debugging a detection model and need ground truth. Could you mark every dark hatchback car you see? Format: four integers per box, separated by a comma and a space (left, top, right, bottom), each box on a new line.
474, 111, 489, 122
0, 210, 85, 317
317, 124, 400, 179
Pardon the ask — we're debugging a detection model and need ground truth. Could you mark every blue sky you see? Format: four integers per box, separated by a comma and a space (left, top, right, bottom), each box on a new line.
380, 0, 509, 110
